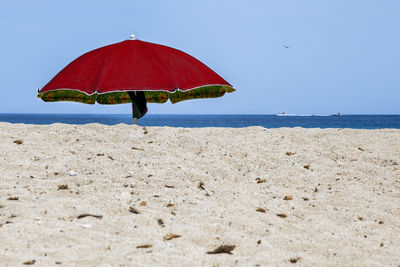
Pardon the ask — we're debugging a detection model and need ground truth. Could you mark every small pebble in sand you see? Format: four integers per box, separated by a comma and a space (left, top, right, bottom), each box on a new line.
256, 208, 266, 213
286, 152, 294, 156
302, 197, 309, 201
303, 165, 310, 170
57, 184, 68, 190
256, 178, 267, 184
289, 257, 301, 263
68, 171, 77, 176
283, 195, 293, 200
7, 197, 19, 201
277, 213, 287, 218
157, 219, 165, 227
378, 220, 384, 224
166, 203, 174, 207
14, 140, 23, 145
358, 147, 365, 151
139, 201, 147, 206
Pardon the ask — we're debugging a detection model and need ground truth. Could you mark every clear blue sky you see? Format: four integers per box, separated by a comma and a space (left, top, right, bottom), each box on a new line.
1, 0, 399, 114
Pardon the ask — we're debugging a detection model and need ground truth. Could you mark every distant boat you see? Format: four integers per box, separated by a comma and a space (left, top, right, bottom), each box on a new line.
331, 113, 342, 117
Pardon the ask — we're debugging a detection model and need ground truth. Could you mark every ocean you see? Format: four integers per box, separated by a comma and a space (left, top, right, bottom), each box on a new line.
0, 114, 400, 129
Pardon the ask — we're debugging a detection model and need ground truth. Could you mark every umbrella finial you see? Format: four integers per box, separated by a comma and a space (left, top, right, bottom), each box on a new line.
129, 34, 136, 40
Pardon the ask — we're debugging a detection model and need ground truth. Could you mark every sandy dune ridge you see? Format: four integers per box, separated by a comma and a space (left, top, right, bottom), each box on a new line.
0, 123, 399, 266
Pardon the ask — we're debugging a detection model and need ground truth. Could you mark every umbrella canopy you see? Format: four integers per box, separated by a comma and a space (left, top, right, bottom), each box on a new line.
37, 36, 235, 107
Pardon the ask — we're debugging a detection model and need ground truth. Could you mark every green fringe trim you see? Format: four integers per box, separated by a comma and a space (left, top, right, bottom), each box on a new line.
37, 85, 235, 105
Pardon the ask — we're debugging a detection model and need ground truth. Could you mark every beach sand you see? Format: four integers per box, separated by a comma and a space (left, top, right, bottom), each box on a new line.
0, 123, 399, 266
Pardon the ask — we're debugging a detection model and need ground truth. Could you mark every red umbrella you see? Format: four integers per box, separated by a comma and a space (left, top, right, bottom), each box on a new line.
37, 35, 235, 123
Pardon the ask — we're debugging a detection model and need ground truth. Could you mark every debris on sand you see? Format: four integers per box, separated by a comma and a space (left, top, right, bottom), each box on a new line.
77, 213, 103, 219
283, 195, 293, 200
206, 245, 235, 255
277, 213, 287, 218
163, 233, 181, 241
129, 206, 140, 214
23, 260, 36, 265
256, 208, 266, 213
136, 244, 152, 249
198, 181, 205, 190
14, 140, 24, 145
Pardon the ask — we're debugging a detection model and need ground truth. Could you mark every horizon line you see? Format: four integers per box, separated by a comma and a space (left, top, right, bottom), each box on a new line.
1, 113, 400, 116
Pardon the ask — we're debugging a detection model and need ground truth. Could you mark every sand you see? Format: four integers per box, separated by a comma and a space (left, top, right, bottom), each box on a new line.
0, 123, 399, 266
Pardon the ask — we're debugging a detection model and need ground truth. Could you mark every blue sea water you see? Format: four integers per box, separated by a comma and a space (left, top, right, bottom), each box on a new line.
0, 114, 400, 129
